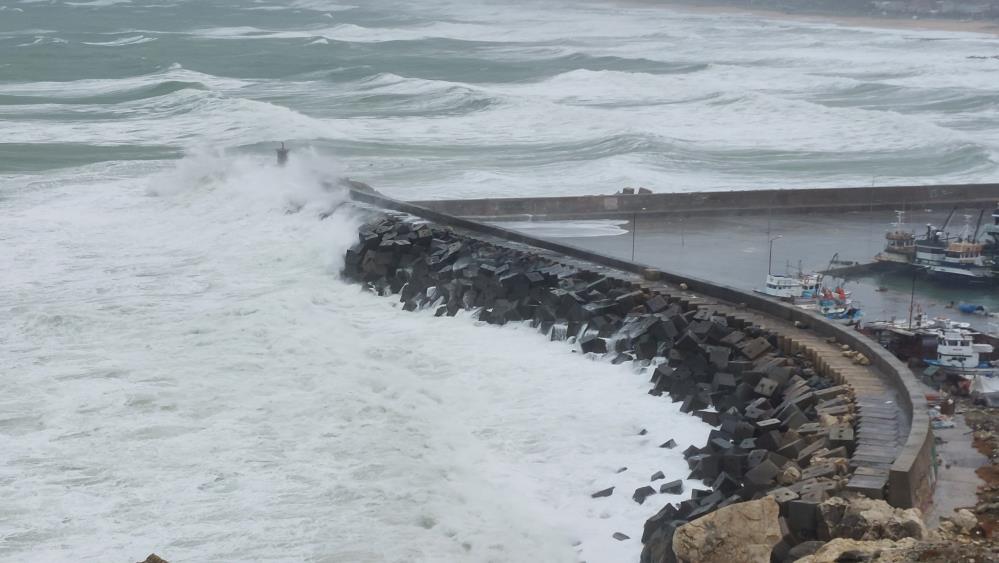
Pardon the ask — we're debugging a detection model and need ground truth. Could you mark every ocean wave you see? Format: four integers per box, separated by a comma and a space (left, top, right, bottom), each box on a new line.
0, 80, 207, 106
64, 0, 133, 7
0, 65, 248, 98
16, 36, 68, 47
82, 34, 156, 47
493, 68, 716, 108
342, 87, 496, 118
0, 142, 179, 174
190, 17, 669, 45
1, 89, 331, 150
812, 81, 999, 114
288, 0, 356, 11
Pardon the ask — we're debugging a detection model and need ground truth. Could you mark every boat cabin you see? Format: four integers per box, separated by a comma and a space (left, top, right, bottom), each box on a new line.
762, 274, 802, 299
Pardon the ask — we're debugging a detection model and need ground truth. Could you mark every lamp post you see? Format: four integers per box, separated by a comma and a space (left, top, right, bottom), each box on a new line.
631, 207, 646, 262
768, 235, 783, 277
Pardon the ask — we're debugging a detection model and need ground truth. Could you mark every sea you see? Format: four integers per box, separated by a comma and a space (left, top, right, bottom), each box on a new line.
1, 1, 998, 562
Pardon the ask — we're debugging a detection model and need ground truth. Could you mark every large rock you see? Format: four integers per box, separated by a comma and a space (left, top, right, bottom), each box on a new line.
948, 508, 979, 534
794, 537, 920, 563
816, 496, 927, 541
672, 496, 781, 563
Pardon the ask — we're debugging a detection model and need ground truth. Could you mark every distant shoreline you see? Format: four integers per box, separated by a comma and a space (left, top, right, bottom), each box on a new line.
629, 1, 999, 36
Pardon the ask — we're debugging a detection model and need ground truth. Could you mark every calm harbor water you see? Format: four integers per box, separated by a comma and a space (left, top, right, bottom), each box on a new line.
513, 208, 999, 332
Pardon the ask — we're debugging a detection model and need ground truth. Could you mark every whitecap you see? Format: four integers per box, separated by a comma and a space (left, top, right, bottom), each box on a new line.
64, 0, 132, 6
82, 34, 156, 47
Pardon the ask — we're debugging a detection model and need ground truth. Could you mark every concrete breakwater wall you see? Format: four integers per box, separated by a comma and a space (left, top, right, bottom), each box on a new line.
408, 183, 999, 220
341, 210, 882, 560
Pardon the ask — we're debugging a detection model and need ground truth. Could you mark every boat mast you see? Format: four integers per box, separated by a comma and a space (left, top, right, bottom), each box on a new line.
972, 208, 985, 243
941, 207, 957, 233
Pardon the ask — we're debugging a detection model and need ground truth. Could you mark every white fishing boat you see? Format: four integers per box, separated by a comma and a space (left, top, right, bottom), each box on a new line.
923, 328, 998, 380
758, 273, 804, 299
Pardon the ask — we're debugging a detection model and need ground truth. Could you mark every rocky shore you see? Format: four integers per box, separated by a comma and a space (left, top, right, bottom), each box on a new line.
339, 212, 935, 561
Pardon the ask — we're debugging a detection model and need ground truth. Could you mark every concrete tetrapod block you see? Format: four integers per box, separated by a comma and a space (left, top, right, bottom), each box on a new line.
744, 459, 781, 489
739, 336, 773, 360
660, 479, 683, 495
641, 502, 678, 542
633, 486, 657, 505
591, 487, 614, 498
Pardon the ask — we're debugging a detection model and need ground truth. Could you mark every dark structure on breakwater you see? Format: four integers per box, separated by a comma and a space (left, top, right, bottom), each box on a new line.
340, 185, 935, 560
410, 183, 999, 221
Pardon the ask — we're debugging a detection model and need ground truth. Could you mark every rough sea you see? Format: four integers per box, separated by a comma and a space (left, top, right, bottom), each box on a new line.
1, 1, 998, 561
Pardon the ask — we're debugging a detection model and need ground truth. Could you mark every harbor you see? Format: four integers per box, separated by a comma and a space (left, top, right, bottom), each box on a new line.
498, 207, 998, 329
495, 204, 999, 397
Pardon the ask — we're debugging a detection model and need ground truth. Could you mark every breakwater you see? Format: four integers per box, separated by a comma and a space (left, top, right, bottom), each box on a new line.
340, 208, 906, 560
347, 183, 932, 508
408, 183, 999, 220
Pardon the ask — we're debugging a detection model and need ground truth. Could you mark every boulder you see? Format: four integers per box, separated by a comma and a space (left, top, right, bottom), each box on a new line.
794, 537, 920, 563
948, 508, 978, 534
785, 540, 825, 561
672, 496, 781, 563
816, 496, 927, 541
776, 464, 801, 486
137, 556, 169, 563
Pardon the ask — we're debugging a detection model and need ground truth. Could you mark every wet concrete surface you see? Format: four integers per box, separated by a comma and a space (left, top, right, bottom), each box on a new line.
929, 409, 988, 526
500, 208, 999, 333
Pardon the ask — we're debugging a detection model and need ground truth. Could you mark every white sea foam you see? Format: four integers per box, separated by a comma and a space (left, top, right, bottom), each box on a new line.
492, 219, 630, 238
81, 34, 156, 46
0, 153, 710, 562
64, 0, 132, 7
16, 35, 68, 46
289, 0, 357, 12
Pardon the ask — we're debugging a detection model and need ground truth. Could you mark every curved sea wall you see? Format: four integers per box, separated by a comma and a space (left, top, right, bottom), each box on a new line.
341, 186, 935, 559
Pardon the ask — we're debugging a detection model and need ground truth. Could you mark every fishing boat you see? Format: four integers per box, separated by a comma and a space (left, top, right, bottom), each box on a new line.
758, 270, 829, 300
758, 274, 804, 299
926, 213, 987, 279
915, 210, 991, 281
755, 239, 859, 321
924, 328, 994, 371
923, 328, 999, 395
874, 210, 916, 264
796, 286, 861, 322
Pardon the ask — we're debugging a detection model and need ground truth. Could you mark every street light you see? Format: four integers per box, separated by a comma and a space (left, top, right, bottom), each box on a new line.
631, 207, 646, 262
768, 235, 783, 276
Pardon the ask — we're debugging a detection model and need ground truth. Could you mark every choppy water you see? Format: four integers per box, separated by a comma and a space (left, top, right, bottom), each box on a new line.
2, 1, 999, 562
